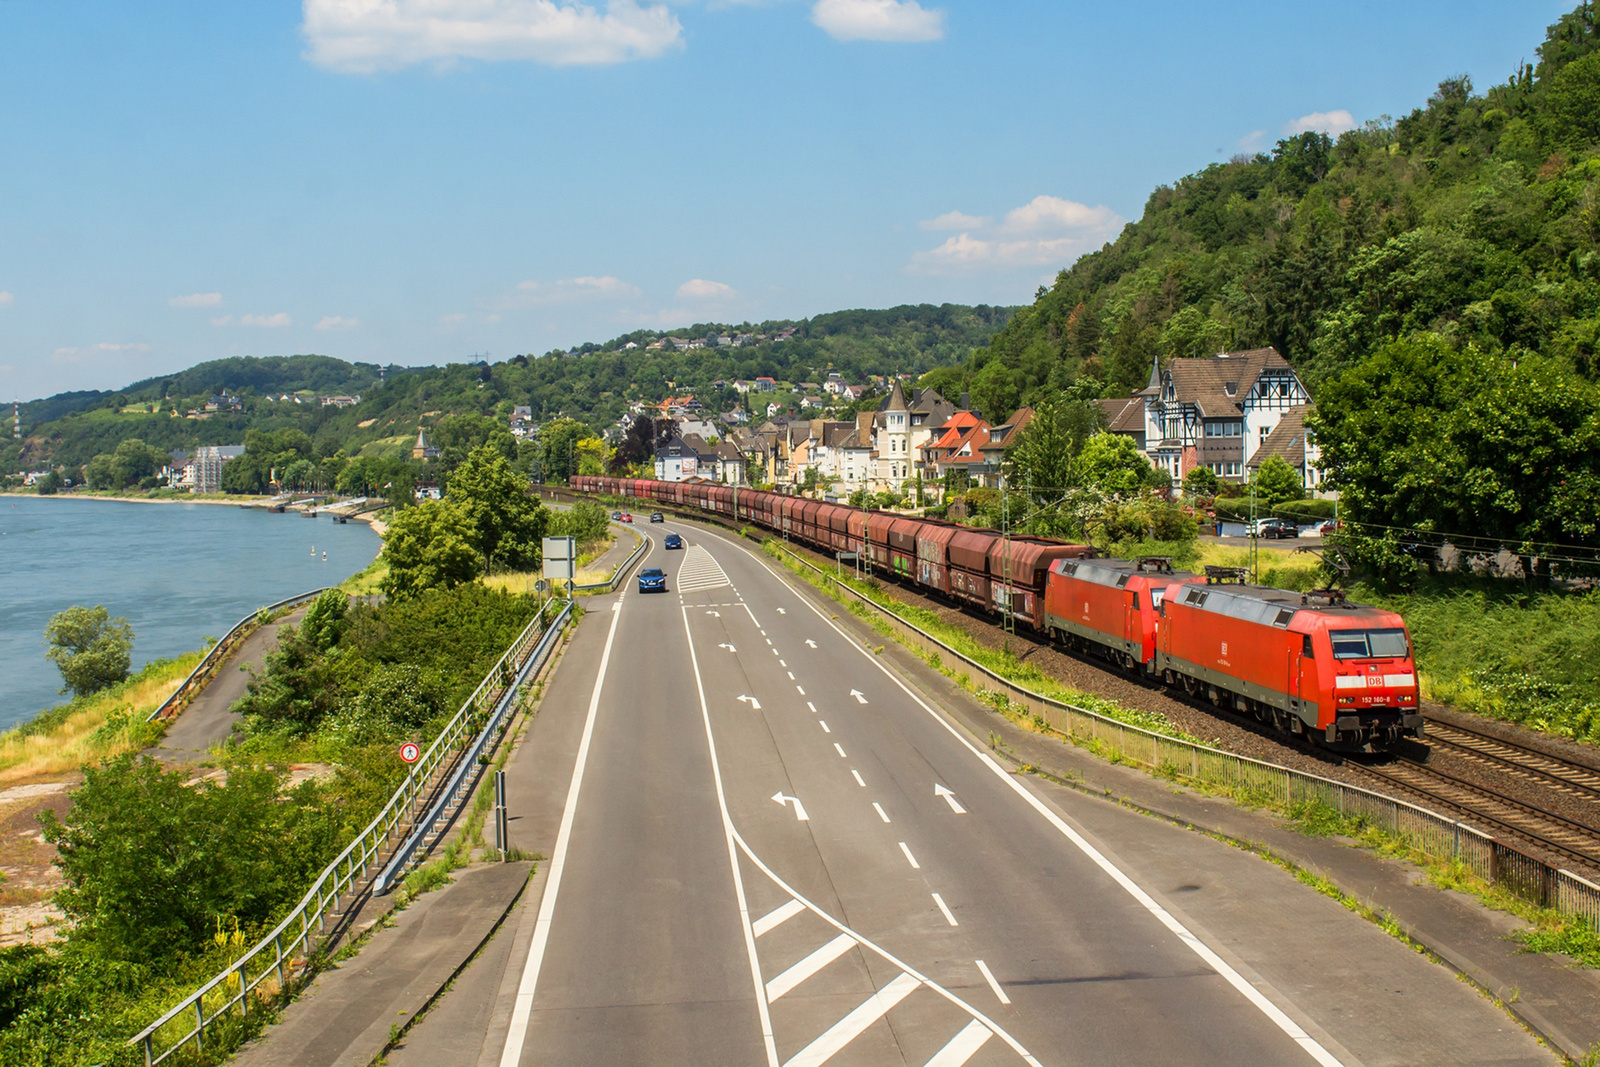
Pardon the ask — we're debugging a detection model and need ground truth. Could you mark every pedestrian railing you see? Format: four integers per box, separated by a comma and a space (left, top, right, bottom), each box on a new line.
129, 598, 574, 1066
768, 542, 1600, 934
145, 588, 329, 724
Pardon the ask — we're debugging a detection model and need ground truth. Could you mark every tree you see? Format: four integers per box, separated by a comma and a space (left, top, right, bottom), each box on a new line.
44, 606, 133, 696
1006, 394, 1100, 498
1182, 465, 1220, 498
1073, 433, 1151, 498
1251, 455, 1305, 510
446, 445, 546, 571
380, 500, 484, 599
538, 418, 589, 482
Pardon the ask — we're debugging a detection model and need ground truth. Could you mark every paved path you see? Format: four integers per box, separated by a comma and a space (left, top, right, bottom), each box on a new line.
373, 519, 1554, 1067
151, 604, 310, 763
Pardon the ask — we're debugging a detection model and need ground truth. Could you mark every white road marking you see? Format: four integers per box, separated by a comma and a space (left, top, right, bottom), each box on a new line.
819, 720, 831, 733
784, 973, 921, 1067
833, 743, 847, 758
850, 770, 866, 787
849, 689, 867, 703
780, 659, 787, 667
898, 842, 920, 869
931, 893, 958, 927
772, 791, 810, 821
787, 671, 795, 680
753, 899, 807, 938
935, 784, 967, 814
872, 802, 890, 823
766, 638, 773, 645
498, 589, 625, 1067
765, 932, 855, 1002
776, 608, 786, 614
805, 639, 818, 648
680, 605, 781, 1067
796, 685, 806, 695
923, 1020, 991, 1066
738, 695, 763, 710
706, 610, 721, 617
747, 548, 1349, 1067
806, 702, 817, 713
719, 643, 738, 652
974, 960, 1010, 1005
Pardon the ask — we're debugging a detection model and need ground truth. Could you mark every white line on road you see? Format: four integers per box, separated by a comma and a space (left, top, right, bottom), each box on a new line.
898, 841, 920, 869
779, 659, 787, 667
849, 689, 867, 703
924, 1020, 991, 1066
833, 743, 847, 758
931, 893, 958, 927
805, 639, 817, 648
796, 685, 806, 695
765, 932, 855, 1002
748, 549, 1348, 1067
738, 694, 763, 710
784, 973, 921, 1067
772, 791, 810, 821
974, 960, 1009, 1005
851, 769, 866, 787
935, 783, 967, 814
498, 586, 625, 1067
806, 702, 817, 713
753, 898, 806, 938
787, 671, 795, 680
819, 720, 831, 734
873, 802, 890, 823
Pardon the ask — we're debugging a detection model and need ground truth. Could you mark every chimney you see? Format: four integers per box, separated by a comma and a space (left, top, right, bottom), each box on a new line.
959, 391, 970, 411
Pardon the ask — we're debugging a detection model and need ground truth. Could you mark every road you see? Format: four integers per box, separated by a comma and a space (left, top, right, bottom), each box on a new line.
392, 515, 1549, 1067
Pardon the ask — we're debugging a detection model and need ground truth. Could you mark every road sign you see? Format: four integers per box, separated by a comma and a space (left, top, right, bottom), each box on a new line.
399, 741, 420, 764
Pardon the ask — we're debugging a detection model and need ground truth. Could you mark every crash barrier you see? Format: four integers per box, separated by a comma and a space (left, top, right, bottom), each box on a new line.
764, 538, 1600, 932
145, 588, 329, 724
573, 530, 651, 593
130, 598, 573, 1065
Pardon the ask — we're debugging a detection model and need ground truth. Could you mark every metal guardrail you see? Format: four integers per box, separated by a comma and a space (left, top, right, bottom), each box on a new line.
374, 600, 573, 893
145, 588, 330, 724
573, 530, 651, 593
767, 541, 1600, 933
129, 598, 573, 1065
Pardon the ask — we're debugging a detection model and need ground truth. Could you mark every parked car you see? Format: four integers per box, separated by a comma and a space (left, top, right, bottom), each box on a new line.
1311, 519, 1340, 536
665, 533, 683, 550
649, 512, 664, 523
638, 567, 667, 593
1252, 517, 1298, 539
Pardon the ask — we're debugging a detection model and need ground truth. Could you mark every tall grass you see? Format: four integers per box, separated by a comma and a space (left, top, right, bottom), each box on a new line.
0, 654, 200, 784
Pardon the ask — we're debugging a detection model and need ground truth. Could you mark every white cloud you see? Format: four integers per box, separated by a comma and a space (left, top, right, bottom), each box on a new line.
675, 278, 735, 300
502, 275, 640, 307
908, 194, 1123, 276
169, 292, 222, 308
316, 315, 360, 330
440, 312, 468, 328
240, 312, 292, 328
1284, 109, 1355, 136
0, 291, 13, 308
303, 0, 684, 74
210, 314, 233, 327
1237, 129, 1266, 152
919, 210, 990, 231
811, 0, 943, 42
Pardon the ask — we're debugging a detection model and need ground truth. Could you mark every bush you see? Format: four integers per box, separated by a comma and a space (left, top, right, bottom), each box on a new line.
44, 606, 133, 697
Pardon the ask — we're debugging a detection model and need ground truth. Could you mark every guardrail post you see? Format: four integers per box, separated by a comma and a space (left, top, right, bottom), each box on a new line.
194, 1000, 204, 1050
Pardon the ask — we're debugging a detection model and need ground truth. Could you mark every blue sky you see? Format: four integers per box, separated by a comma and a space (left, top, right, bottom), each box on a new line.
0, 0, 1574, 399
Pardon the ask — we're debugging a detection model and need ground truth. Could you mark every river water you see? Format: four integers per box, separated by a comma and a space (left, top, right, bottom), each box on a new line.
0, 496, 381, 731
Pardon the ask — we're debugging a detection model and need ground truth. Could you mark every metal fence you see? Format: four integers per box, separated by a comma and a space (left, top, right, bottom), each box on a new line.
573, 531, 651, 593
145, 588, 329, 724
769, 542, 1600, 932
129, 598, 574, 1066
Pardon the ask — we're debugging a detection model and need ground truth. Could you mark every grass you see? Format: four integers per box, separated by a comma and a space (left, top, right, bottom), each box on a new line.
0, 655, 198, 784
340, 553, 389, 596
484, 534, 622, 596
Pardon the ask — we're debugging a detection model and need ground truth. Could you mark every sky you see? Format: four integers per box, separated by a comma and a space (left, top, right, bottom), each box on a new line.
0, 0, 1576, 400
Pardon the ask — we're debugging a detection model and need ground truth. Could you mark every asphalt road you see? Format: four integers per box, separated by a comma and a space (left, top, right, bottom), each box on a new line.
399, 516, 1548, 1067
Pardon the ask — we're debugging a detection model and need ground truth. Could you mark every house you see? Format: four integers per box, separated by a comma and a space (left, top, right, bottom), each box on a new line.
653, 439, 701, 482
1244, 405, 1326, 493
509, 406, 537, 439
905, 387, 955, 471
871, 380, 913, 490
623, 341, 638, 350
412, 428, 440, 461
675, 416, 718, 441
319, 395, 361, 408
920, 412, 991, 486
415, 482, 442, 500
191, 444, 246, 493
754, 377, 777, 392
976, 407, 1034, 489
715, 441, 746, 485
1107, 348, 1312, 483
732, 380, 755, 394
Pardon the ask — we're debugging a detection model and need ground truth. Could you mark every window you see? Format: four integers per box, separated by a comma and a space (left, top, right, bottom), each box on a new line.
1302, 635, 1315, 658
1260, 426, 1271, 443
1330, 628, 1410, 660
1226, 461, 1241, 476
1206, 423, 1220, 437
1279, 381, 1289, 397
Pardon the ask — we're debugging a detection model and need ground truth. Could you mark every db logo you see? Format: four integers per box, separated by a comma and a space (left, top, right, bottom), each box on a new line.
1221, 641, 1228, 655
399, 742, 421, 764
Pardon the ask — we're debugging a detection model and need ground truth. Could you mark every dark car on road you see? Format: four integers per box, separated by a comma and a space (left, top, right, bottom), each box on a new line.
610, 510, 622, 520
1254, 518, 1298, 539
638, 567, 667, 593
649, 512, 664, 523
664, 533, 683, 549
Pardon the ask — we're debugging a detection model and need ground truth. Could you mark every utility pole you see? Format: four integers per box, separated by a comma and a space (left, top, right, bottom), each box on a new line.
1248, 476, 1259, 584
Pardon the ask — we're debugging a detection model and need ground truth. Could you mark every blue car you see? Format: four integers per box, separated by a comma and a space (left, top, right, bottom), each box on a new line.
638, 567, 667, 593
664, 533, 683, 550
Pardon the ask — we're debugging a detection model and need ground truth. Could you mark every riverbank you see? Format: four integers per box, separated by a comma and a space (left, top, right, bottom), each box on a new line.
2, 490, 265, 506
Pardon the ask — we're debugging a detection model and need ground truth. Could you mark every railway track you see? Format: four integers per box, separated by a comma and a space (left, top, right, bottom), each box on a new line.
1359, 759, 1600, 873
1420, 718, 1600, 804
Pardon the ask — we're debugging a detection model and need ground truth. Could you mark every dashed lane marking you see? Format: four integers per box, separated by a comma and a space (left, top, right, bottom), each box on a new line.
872, 802, 890, 823
899, 842, 920, 869
851, 770, 865, 787
974, 960, 1010, 1005
932, 893, 959, 927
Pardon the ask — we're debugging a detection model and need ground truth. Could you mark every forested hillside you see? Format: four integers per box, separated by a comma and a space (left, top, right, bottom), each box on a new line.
941, 4, 1600, 420
4, 304, 1011, 475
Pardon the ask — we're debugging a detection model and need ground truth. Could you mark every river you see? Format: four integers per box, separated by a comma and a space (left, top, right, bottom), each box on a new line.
0, 496, 381, 731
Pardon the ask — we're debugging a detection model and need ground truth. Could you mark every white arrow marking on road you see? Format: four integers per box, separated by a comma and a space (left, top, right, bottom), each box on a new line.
718, 643, 737, 652
772, 791, 809, 821
737, 695, 762, 710
934, 783, 968, 814
805, 639, 818, 648
776, 608, 787, 614
705, 610, 720, 617
850, 689, 868, 704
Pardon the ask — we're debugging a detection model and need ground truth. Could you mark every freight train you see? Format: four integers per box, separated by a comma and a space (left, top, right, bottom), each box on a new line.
572, 476, 1423, 750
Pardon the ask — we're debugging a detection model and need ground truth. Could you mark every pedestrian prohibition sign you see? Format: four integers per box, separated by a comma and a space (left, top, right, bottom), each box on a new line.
399, 742, 420, 764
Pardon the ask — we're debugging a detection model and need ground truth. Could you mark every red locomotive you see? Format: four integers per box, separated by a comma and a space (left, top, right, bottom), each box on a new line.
569, 475, 1422, 750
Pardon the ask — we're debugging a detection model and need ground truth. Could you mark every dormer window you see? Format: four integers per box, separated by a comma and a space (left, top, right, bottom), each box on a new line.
1224, 382, 1237, 397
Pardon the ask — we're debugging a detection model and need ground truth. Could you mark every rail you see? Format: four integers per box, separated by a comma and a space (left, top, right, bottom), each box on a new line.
145, 588, 329, 724
764, 540, 1600, 934
129, 597, 574, 1065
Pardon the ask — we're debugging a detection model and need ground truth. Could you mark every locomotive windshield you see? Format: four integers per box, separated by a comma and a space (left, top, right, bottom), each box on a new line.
1330, 628, 1410, 660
